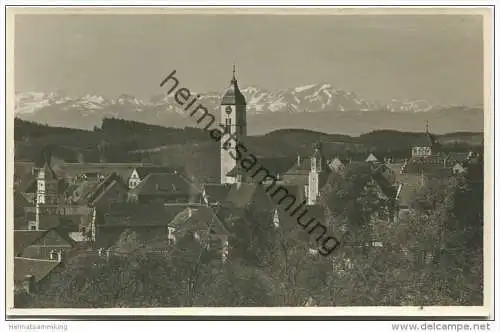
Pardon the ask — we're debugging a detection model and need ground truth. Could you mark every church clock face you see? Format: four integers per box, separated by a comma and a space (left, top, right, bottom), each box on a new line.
225, 106, 232, 115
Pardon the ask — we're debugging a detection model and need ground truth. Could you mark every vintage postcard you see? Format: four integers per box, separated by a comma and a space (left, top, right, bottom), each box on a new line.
4, 7, 494, 318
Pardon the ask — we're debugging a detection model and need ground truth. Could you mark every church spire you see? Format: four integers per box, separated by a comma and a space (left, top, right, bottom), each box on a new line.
221, 64, 246, 106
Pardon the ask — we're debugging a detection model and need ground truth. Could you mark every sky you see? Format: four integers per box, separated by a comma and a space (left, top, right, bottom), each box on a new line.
14, 13, 484, 106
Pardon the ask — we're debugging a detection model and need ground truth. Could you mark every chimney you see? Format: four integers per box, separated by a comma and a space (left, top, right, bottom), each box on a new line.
297, 153, 301, 166
22, 275, 36, 294
188, 207, 192, 218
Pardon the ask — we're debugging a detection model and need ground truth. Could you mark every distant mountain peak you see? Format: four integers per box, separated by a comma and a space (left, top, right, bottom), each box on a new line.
14, 83, 479, 133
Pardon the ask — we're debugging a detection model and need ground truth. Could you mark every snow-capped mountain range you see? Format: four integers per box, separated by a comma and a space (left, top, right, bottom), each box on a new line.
14, 84, 482, 135
15, 83, 436, 117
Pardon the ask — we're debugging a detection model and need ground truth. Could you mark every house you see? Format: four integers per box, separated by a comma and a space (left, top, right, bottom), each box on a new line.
410, 125, 441, 158
128, 173, 201, 204
365, 153, 379, 163
128, 166, 180, 190
452, 163, 467, 175
14, 229, 75, 260
328, 157, 346, 174
201, 183, 231, 206
225, 157, 294, 185
169, 206, 233, 262
280, 142, 331, 205
14, 257, 64, 295
92, 201, 189, 248
17, 176, 37, 205
60, 162, 144, 184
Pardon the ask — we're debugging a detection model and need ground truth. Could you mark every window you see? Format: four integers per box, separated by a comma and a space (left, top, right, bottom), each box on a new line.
30, 225, 37, 231
273, 209, 280, 228
49, 250, 57, 260
167, 227, 176, 244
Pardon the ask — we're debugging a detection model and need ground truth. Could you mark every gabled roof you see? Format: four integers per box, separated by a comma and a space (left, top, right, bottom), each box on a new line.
18, 177, 36, 194
134, 166, 179, 179
366, 153, 379, 162
101, 202, 188, 227
14, 230, 47, 256
14, 190, 31, 207
371, 169, 397, 201
202, 183, 231, 204
87, 172, 128, 205
227, 157, 294, 178
394, 173, 422, 208
224, 183, 276, 209
14, 229, 75, 257
169, 206, 231, 235
73, 181, 100, 204
131, 173, 199, 197
446, 152, 470, 164
328, 158, 346, 171
402, 156, 450, 175
14, 257, 62, 284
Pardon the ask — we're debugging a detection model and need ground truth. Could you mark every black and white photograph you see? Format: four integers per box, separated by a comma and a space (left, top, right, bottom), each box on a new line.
5, 7, 493, 316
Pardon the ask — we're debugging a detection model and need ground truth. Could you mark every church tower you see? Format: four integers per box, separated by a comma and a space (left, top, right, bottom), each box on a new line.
33, 149, 60, 230
307, 142, 327, 205
220, 65, 247, 184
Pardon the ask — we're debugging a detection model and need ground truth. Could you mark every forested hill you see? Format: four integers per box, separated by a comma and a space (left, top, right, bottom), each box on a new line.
14, 118, 483, 164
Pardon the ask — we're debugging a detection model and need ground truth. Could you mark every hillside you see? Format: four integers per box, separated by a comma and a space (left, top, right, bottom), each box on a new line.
15, 117, 482, 160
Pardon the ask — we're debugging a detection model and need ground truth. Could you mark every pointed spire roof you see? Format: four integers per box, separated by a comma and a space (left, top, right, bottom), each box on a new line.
424, 121, 440, 148
221, 65, 246, 106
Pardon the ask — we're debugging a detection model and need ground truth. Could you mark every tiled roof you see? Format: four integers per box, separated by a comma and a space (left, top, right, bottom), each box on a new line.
61, 163, 139, 182
225, 183, 259, 208
131, 173, 199, 197
371, 172, 397, 201
101, 202, 188, 227
227, 157, 294, 179
18, 177, 36, 194
15, 228, 75, 252
135, 166, 179, 179
72, 181, 100, 205
446, 152, 470, 164
14, 230, 47, 256
202, 184, 231, 204
394, 173, 422, 207
39, 215, 62, 231
87, 173, 128, 205
224, 183, 276, 209
169, 206, 231, 235
402, 155, 449, 175
14, 190, 31, 208
14, 257, 61, 284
